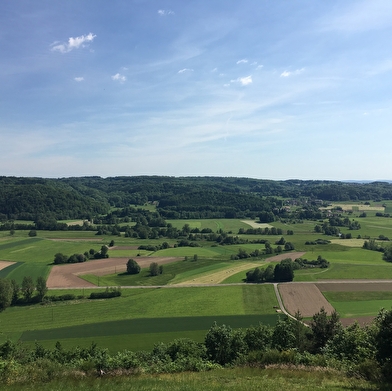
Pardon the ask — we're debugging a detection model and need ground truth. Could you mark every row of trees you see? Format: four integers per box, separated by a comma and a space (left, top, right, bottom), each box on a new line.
0, 276, 47, 311
245, 256, 329, 283
53, 246, 109, 264
230, 240, 295, 260
238, 227, 294, 235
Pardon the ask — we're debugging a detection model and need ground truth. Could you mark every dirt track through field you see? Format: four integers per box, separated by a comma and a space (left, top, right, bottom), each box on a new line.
278, 282, 335, 317
47, 257, 180, 288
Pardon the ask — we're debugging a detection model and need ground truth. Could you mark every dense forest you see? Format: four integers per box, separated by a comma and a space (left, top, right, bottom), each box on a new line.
1, 176, 392, 221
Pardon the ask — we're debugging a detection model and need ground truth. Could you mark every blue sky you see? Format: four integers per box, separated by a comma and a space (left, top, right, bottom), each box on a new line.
1, 0, 392, 180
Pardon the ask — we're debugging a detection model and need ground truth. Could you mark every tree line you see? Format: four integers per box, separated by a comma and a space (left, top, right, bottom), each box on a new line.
0, 276, 47, 310
2, 176, 392, 221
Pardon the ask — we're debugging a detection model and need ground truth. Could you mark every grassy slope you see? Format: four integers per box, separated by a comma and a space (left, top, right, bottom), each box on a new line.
4, 367, 378, 391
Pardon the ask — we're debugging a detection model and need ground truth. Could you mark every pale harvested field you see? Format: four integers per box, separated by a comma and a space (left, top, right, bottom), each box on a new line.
0, 261, 15, 271
176, 262, 257, 285
279, 283, 335, 317
66, 220, 85, 226
330, 239, 365, 247
49, 238, 103, 242
321, 204, 384, 212
47, 257, 180, 288
241, 220, 273, 229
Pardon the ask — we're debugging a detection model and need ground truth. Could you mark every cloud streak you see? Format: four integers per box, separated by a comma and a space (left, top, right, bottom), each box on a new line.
231, 75, 253, 85
51, 33, 96, 53
112, 73, 126, 82
178, 68, 194, 73
158, 9, 174, 16
280, 68, 305, 77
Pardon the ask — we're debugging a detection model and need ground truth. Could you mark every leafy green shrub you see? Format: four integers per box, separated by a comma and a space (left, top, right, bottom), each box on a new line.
89, 287, 121, 299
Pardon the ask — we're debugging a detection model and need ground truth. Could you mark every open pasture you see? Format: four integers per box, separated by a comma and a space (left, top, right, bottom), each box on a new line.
295, 263, 392, 281
0, 285, 278, 350
20, 314, 279, 352
317, 282, 392, 319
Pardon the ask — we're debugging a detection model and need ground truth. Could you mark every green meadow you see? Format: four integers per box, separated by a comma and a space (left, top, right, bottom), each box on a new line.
322, 291, 392, 318
0, 285, 279, 351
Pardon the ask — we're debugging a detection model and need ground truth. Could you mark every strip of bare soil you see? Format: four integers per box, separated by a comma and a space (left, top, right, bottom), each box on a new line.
0, 261, 15, 271
267, 252, 305, 262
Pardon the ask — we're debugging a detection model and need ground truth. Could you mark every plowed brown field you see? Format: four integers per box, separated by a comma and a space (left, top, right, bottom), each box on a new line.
278, 282, 335, 317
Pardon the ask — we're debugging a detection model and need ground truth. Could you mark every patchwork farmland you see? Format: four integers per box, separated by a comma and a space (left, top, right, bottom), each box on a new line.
1, 194, 392, 353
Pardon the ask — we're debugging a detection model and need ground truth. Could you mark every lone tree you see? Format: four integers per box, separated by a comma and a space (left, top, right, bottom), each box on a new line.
126, 259, 141, 275
10, 279, 19, 305
149, 262, 160, 276
21, 276, 35, 302
36, 276, 47, 302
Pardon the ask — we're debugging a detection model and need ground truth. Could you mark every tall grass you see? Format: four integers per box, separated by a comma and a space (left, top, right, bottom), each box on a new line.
3, 367, 378, 391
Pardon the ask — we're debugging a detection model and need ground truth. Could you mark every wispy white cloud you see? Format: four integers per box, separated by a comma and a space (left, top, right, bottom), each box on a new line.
74, 77, 84, 82
367, 59, 392, 76
280, 68, 304, 77
178, 68, 194, 73
256, 65, 263, 70
51, 33, 96, 53
237, 59, 248, 64
112, 73, 126, 83
158, 9, 174, 16
231, 75, 253, 85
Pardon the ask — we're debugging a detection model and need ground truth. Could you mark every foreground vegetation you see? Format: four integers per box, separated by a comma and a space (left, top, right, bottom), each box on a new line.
2, 307, 392, 388
2, 367, 379, 391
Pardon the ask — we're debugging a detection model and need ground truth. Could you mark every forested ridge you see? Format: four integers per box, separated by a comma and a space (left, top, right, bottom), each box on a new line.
1, 176, 392, 220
